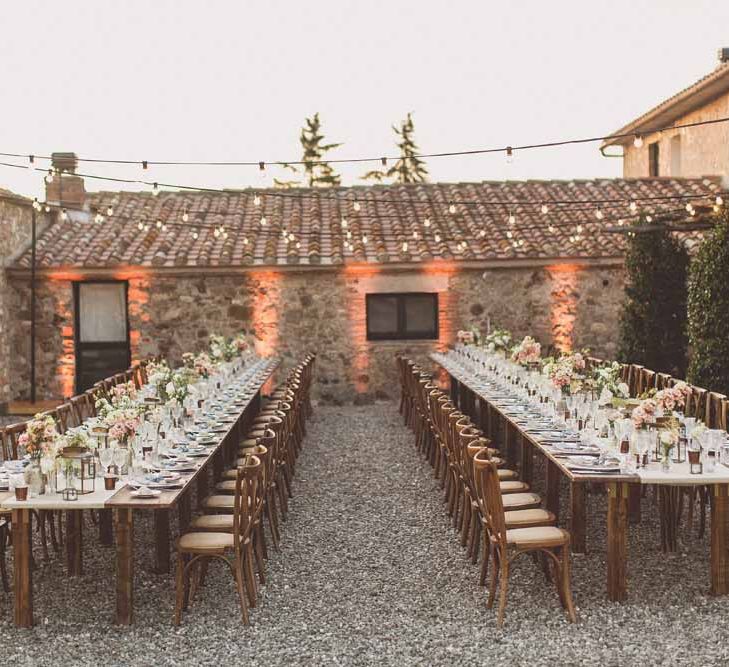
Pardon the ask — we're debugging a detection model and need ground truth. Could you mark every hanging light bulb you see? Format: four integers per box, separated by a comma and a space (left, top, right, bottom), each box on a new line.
569, 235, 575, 243
353, 201, 361, 212
243, 236, 249, 245
402, 241, 409, 252
629, 201, 638, 213
541, 203, 549, 215
341, 218, 348, 228
413, 230, 419, 239
518, 239, 525, 247
288, 233, 295, 242
296, 241, 301, 249
448, 203, 456, 214
716, 195, 724, 207
646, 215, 653, 222
434, 233, 441, 243
161, 223, 168, 232
548, 224, 556, 233
192, 231, 199, 240
424, 217, 431, 228
259, 162, 265, 171
506, 230, 513, 239
253, 194, 261, 207
595, 207, 604, 220
222, 231, 228, 239
362, 234, 368, 244
618, 219, 625, 226
346, 230, 352, 239
479, 229, 486, 237
260, 216, 267, 226
156, 219, 162, 229
633, 134, 643, 148
44, 170, 53, 184
137, 222, 144, 231
94, 213, 104, 224
142, 160, 148, 170
106, 205, 114, 216
60, 208, 68, 221
143, 223, 150, 231
152, 182, 159, 196
505, 146, 513, 164
214, 228, 220, 238
380, 157, 387, 167
576, 224, 583, 233
182, 211, 189, 223
685, 202, 693, 212
508, 212, 516, 225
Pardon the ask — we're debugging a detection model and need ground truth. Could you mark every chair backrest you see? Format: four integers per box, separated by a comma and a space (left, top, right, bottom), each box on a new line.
4, 422, 28, 460
55, 403, 76, 433
475, 453, 508, 549
706, 392, 728, 430
232, 455, 261, 554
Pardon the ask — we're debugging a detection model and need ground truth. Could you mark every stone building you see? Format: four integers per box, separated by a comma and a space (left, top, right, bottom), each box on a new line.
0, 160, 723, 409
603, 48, 729, 182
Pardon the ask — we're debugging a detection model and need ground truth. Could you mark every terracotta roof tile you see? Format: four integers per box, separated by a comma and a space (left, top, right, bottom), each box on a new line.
8, 178, 724, 270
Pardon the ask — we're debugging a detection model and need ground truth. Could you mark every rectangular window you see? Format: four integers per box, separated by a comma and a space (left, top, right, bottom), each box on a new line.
74, 281, 131, 392
365, 293, 438, 341
649, 142, 660, 177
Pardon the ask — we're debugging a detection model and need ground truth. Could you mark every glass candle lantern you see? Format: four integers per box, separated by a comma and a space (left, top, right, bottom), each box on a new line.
56, 446, 96, 495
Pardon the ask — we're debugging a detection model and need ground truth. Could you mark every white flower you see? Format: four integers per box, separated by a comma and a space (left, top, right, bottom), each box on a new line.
617, 383, 630, 398
165, 381, 175, 396
598, 386, 613, 406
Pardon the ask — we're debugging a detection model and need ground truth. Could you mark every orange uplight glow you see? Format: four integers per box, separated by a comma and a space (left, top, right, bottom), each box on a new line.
127, 276, 151, 362
547, 264, 581, 353
250, 271, 281, 357
343, 265, 374, 394
422, 261, 458, 351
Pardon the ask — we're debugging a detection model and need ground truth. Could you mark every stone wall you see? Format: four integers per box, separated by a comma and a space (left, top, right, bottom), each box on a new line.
622, 89, 729, 181
0, 195, 34, 408
6, 260, 625, 404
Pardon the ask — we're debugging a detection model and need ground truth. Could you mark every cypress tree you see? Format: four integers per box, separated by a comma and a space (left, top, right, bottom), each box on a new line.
362, 113, 429, 184
617, 216, 689, 377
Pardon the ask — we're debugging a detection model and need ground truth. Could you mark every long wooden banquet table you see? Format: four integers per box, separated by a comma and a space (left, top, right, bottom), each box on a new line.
431, 352, 729, 602
2, 358, 279, 628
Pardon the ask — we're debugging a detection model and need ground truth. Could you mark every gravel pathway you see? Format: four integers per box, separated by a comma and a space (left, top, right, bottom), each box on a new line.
2, 402, 729, 665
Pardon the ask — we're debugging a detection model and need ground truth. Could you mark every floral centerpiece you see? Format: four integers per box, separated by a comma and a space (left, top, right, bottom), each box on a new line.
591, 362, 630, 406
456, 330, 476, 345
232, 333, 250, 355
631, 398, 658, 429
165, 367, 197, 406
542, 351, 585, 394
193, 352, 215, 379
510, 336, 541, 367
147, 359, 174, 401
18, 413, 59, 461
484, 328, 512, 354
101, 406, 141, 444
210, 334, 236, 363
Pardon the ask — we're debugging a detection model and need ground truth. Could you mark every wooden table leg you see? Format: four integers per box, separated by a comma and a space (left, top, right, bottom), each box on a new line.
504, 422, 516, 468
153, 509, 171, 575
12, 508, 33, 628
99, 509, 113, 546
519, 434, 533, 486
115, 508, 134, 625
659, 486, 680, 553
710, 483, 729, 595
179, 489, 192, 531
570, 482, 587, 554
546, 460, 561, 522
65, 510, 83, 575
607, 482, 629, 602
197, 468, 209, 512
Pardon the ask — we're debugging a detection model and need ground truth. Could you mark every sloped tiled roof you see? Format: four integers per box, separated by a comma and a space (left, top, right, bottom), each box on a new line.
9, 178, 724, 270
603, 61, 729, 148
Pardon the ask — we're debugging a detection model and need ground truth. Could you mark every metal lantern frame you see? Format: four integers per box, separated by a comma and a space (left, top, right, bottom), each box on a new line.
55, 446, 96, 495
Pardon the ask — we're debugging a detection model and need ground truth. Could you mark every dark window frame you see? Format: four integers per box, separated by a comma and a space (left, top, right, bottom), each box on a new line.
73, 280, 131, 393
365, 292, 439, 341
648, 141, 660, 177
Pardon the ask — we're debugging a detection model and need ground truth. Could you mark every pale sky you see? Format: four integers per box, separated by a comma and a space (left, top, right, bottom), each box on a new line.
1, 1, 728, 199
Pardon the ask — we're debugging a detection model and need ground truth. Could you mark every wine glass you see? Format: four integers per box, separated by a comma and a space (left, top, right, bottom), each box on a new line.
99, 448, 114, 475
112, 447, 128, 478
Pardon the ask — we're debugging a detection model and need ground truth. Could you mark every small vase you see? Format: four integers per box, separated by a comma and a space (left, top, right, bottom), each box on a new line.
25, 458, 45, 496
661, 453, 671, 473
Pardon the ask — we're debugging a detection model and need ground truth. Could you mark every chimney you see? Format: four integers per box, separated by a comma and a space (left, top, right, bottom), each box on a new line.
45, 152, 86, 210
718, 47, 729, 64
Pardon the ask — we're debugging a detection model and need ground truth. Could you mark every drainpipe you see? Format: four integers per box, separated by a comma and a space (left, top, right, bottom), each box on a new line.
30, 206, 37, 404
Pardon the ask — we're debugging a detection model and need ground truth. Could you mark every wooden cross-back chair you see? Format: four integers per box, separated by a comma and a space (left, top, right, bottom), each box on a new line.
54, 403, 76, 434
686, 386, 708, 420
637, 368, 657, 396
655, 373, 673, 391
3, 422, 27, 460
705, 392, 728, 430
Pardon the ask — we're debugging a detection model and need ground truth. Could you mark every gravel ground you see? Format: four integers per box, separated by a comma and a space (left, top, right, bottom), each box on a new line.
2, 402, 729, 666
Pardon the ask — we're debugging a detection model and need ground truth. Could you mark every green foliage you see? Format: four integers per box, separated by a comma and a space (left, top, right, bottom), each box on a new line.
687, 209, 729, 393
278, 113, 342, 188
362, 113, 429, 184
617, 216, 689, 377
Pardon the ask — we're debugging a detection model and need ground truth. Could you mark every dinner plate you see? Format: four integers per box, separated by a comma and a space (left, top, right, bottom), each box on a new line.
130, 489, 162, 498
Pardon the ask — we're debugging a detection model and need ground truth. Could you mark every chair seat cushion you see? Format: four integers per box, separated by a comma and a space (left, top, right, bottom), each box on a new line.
189, 514, 234, 531
178, 531, 234, 551
501, 492, 541, 509
499, 480, 530, 494
239, 438, 259, 447
497, 468, 518, 480
506, 526, 570, 548
504, 508, 555, 528
215, 480, 236, 493
202, 495, 234, 510
247, 429, 266, 438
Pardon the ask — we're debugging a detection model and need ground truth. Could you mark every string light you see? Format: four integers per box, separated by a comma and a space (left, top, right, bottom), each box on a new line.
362, 234, 368, 244
60, 208, 68, 221
506, 230, 513, 239
182, 211, 189, 223
192, 230, 199, 239
685, 202, 694, 212
156, 219, 162, 229
424, 217, 431, 227
259, 162, 265, 171
94, 213, 104, 223
44, 169, 53, 184
508, 211, 516, 225
137, 221, 144, 231
152, 182, 159, 196
595, 207, 604, 220
243, 236, 249, 245
106, 205, 114, 216
540, 203, 549, 214
506, 146, 513, 164
380, 157, 387, 167
716, 195, 723, 206
253, 195, 261, 207
260, 216, 267, 226
576, 224, 583, 233
142, 161, 148, 170
479, 229, 486, 237
448, 204, 456, 214
29, 155, 34, 164
629, 201, 638, 213
434, 233, 441, 243
341, 217, 348, 228
646, 215, 653, 222
413, 230, 419, 239
353, 201, 361, 212
633, 134, 644, 148
548, 224, 555, 233
402, 241, 408, 252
